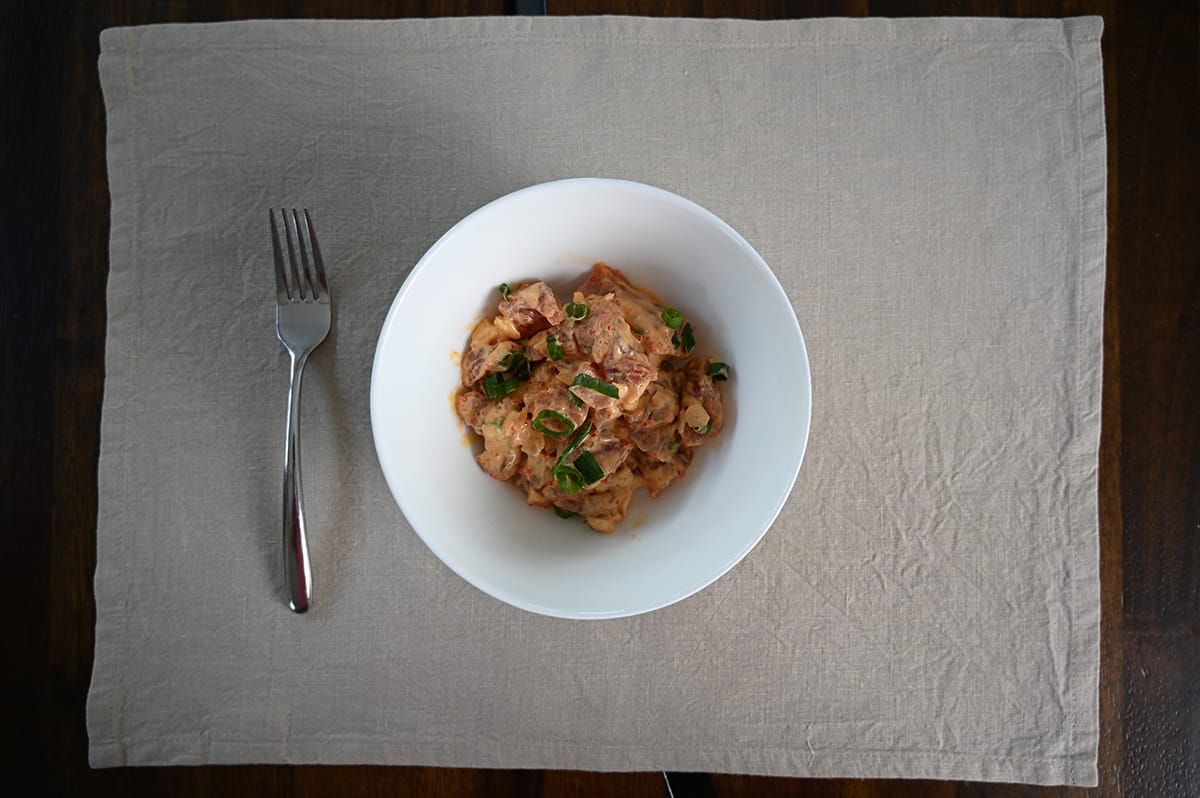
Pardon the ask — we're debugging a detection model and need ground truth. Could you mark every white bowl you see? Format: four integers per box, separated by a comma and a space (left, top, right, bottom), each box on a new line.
370, 179, 811, 619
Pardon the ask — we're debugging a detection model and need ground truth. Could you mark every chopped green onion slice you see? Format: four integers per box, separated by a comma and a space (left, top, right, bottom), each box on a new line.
669, 440, 681, 453
499, 282, 511, 301
570, 373, 619, 400
556, 421, 593, 467
680, 322, 695, 354
553, 506, 577, 519
546, 334, 565, 361
697, 419, 713, 436
574, 450, 604, 484
482, 372, 520, 399
532, 409, 575, 438
660, 307, 683, 329
671, 333, 679, 348
707, 361, 730, 381
568, 373, 619, 408
553, 465, 583, 494
497, 350, 531, 380
563, 302, 590, 321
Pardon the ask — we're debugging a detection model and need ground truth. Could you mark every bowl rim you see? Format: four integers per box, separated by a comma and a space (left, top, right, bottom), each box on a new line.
369, 177, 812, 619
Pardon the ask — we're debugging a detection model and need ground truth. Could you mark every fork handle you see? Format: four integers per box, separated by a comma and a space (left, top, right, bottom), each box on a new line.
282, 350, 313, 613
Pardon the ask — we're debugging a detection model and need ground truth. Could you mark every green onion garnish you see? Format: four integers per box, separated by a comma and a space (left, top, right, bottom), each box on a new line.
660, 307, 683, 329
482, 372, 520, 399
569, 373, 619, 400
707, 361, 730, 381
553, 506, 577, 519
499, 282, 511, 301
497, 350, 531, 380
553, 465, 584, 494
697, 419, 713, 436
546, 334, 565, 361
574, 450, 604, 484
680, 322, 695, 354
556, 420, 593, 467
531, 409, 575, 438
563, 302, 590, 321
669, 440, 681, 453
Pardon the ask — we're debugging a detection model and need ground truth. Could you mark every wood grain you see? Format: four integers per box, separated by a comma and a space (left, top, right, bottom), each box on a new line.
1113, 4, 1200, 798
3, 0, 1195, 795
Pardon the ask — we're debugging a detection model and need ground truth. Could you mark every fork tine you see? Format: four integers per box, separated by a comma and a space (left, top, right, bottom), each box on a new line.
292, 208, 316, 301
282, 208, 306, 301
270, 209, 290, 301
302, 210, 329, 301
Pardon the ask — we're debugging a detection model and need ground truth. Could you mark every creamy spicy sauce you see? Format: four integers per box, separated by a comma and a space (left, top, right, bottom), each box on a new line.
455, 263, 728, 533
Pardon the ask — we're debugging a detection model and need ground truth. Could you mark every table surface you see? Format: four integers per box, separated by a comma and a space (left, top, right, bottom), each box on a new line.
4, 1, 1195, 796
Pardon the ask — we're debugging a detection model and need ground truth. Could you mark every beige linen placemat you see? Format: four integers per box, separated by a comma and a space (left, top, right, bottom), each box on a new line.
90, 16, 1105, 785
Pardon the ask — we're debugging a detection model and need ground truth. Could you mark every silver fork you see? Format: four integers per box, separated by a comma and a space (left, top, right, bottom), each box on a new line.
271, 209, 331, 613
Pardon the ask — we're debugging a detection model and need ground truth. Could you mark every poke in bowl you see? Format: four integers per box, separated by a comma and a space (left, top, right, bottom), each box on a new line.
370, 178, 810, 619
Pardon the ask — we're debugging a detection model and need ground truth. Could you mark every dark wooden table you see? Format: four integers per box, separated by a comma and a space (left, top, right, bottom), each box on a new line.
4, 1, 1195, 795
